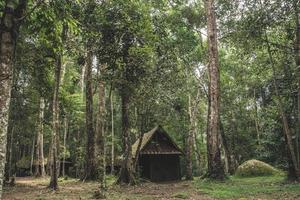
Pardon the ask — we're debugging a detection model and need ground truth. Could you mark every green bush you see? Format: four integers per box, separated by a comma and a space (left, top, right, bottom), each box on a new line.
16, 156, 31, 169
235, 159, 280, 177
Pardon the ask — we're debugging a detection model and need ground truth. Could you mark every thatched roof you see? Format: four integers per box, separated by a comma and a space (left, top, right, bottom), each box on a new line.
132, 125, 183, 158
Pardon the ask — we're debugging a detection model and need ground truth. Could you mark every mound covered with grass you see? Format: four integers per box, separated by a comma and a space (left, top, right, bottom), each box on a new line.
235, 159, 280, 177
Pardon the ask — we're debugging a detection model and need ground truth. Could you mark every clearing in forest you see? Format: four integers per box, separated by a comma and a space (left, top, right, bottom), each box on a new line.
2, 177, 212, 200
3, 175, 300, 200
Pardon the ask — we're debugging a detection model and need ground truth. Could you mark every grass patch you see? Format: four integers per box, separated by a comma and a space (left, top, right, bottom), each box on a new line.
172, 191, 189, 199
194, 175, 300, 199
106, 175, 117, 186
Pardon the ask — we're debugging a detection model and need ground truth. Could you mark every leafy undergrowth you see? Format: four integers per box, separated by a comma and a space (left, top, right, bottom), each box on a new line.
194, 175, 300, 199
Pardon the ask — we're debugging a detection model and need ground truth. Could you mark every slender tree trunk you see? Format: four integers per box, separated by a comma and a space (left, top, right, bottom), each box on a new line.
95, 63, 106, 188
62, 115, 68, 177
40, 123, 45, 177
111, 92, 115, 175
30, 136, 35, 175
35, 97, 45, 177
193, 121, 202, 175
186, 95, 193, 180
80, 62, 86, 99
219, 120, 231, 174
253, 89, 261, 146
205, 0, 225, 180
265, 33, 300, 180
229, 112, 238, 173
49, 55, 62, 190
117, 89, 135, 184
84, 49, 96, 180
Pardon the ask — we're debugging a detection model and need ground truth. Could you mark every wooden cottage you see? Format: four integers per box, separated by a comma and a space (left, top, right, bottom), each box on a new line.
132, 125, 183, 182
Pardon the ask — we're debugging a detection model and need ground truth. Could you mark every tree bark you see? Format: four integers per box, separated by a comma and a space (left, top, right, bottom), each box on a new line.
0, 1, 27, 197
205, 0, 225, 180
95, 63, 106, 188
110, 92, 115, 175
193, 121, 202, 175
186, 95, 194, 180
6, 126, 14, 181
80, 61, 86, 99
62, 115, 68, 177
253, 89, 261, 146
219, 119, 232, 174
30, 136, 35, 175
117, 89, 136, 184
49, 55, 62, 190
133, 107, 147, 172
293, 0, 300, 169
35, 97, 45, 177
84, 49, 96, 180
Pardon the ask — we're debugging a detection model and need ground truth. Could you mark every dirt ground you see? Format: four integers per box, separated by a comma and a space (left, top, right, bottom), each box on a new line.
2, 177, 214, 200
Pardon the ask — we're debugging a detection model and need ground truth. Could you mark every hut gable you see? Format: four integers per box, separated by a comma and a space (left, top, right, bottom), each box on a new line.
132, 125, 183, 158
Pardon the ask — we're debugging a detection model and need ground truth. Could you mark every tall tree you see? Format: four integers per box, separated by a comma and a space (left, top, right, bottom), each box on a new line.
84, 49, 96, 180
205, 0, 225, 180
293, 0, 300, 169
0, 0, 27, 197
95, 63, 106, 187
265, 33, 300, 180
49, 53, 63, 190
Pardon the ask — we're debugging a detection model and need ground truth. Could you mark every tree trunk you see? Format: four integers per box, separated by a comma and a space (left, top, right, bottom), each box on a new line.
205, 0, 225, 180
49, 55, 62, 190
117, 89, 136, 185
110, 92, 115, 175
193, 121, 202, 175
219, 120, 231, 174
95, 63, 106, 188
293, 0, 300, 169
186, 95, 193, 180
6, 126, 15, 181
133, 107, 147, 172
35, 97, 45, 177
0, 1, 27, 197
30, 136, 35, 175
62, 115, 68, 177
265, 32, 300, 180
84, 49, 96, 180
80, 61, 86, 99
253, 89, 261, 146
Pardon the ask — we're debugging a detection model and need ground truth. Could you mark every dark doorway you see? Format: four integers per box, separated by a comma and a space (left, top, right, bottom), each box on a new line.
139, 154, 181, 182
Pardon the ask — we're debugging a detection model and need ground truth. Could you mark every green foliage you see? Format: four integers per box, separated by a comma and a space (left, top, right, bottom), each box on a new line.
5, 0, 300, 186
16, 156, 31, 169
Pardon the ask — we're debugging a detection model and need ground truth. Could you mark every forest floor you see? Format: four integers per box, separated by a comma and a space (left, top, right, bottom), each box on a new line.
2, 176, 212, 200
2, 175, 300, 200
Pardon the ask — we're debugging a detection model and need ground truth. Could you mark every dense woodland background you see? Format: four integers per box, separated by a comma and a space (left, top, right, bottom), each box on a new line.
1, 0, 300, 199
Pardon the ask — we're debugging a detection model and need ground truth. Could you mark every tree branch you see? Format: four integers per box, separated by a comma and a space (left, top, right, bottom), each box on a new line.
17, 0, 44, 22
